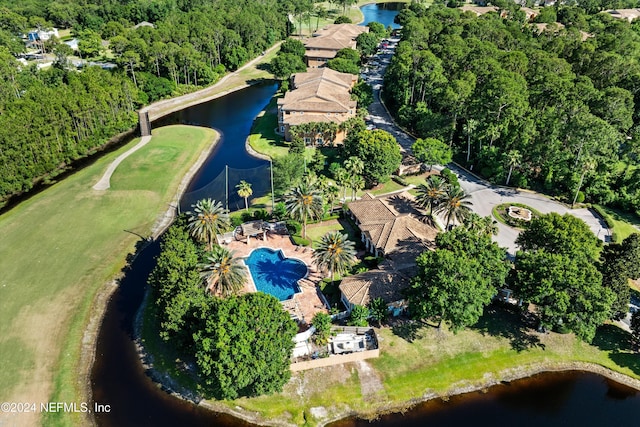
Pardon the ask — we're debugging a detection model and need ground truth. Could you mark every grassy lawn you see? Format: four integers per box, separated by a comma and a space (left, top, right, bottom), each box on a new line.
307, 220, 345, 243
367, 180, 406, 196
0, 125, 216, 426
247, 96, 290, 159
595, 205, 640, 243
220, 306, 639, 425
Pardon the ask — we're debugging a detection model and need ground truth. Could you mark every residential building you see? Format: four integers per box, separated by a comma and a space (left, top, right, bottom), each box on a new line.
603, 9, 640, 22
339, 192, 439, 315
304, 23, 368, 68
277, 68, 358, 144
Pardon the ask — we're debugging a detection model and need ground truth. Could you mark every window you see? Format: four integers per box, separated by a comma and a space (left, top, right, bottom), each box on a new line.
316, 138, 323, 145
300, 111, 304, 115
304, 137, 312, 144
280, 126, 285, 133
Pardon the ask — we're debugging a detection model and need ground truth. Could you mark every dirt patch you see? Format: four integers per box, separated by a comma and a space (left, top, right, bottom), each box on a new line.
355, 361, 386, 401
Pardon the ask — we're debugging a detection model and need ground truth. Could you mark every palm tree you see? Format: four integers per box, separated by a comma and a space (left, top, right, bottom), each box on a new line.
504, 150, 522, 186
200, 246, 247, 297
463, 118, 478, 163
236, 180, 253, 211
187, 198, 230, 250
349, 174, 365, 201
415, 175, 448, 214
313, 231, 356, 281
464, 212, 499, 236
345, 156, 364, 176
436, 187, 473, 229
284, 180, 324, 240
334, 167, 350, 201
324, 183, 339, 214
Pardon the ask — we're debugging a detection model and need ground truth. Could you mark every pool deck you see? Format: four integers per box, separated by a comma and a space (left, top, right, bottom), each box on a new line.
224, 232, 329, 323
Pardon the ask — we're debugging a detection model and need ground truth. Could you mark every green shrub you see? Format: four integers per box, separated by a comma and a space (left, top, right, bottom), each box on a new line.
440, 168, 460, 189
286, 219, 302, 235
575, 191, 585, 204
391, 175, 409, 186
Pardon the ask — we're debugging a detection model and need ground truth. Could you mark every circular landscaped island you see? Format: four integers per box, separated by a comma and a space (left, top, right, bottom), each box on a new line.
493, 203, 541, 229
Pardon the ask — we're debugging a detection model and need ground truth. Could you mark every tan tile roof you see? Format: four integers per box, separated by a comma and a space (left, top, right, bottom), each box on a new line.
279, 80, 356, 113
304, 24, 369, 58
460, 5, 498, 15
604, 9, 640, 21
305, 36, 355, 50
339, 267, 411, 307
305, 50, 339, 60
293, 68, 356, 90
314, 24, 369, 39
283, 113, 350, 126
348, 192, 438, 267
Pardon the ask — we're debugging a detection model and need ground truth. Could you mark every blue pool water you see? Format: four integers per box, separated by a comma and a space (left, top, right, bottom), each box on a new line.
244, 248, 307, 301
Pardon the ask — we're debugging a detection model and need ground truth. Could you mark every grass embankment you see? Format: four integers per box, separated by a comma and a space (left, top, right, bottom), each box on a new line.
224, 308, 639, 426
0, 125, 216, 427
593, 204, 640, 243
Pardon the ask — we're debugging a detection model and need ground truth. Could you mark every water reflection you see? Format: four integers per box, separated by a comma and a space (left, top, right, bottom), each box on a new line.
328, 372, 640, 427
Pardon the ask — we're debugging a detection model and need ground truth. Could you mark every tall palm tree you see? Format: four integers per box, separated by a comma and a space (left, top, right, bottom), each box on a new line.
313, 231, 356, 281
236, 180, 253, 211
284, 180, 323, 240
200, 246, 247, 297
415, 175, 448, 214
324, 183, 339, 214
334, 167, 349, 201
345, 156, 364, 177
572, 157, 596, 206
463, 118, 478, 163
186, 198, 230, 250
504, 150, 522, 186
349, 174, 365, 201
436, 187, 473, 228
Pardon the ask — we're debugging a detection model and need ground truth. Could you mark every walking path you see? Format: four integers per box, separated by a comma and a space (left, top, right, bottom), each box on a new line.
362, 37, 609, 255
93, 135, 152, 190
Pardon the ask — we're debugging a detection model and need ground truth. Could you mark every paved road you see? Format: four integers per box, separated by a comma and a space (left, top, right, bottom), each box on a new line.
362, 38, 414, 151
361, 38, 610, 256
448, 164, 610, 255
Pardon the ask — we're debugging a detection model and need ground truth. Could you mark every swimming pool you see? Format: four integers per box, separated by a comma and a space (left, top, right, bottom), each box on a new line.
244, 248, 307, 301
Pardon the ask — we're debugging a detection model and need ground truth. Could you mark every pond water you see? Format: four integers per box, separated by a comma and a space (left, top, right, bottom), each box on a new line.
360, 2, 404, 29
328, 371, 640, 427
90, 4, 640, 427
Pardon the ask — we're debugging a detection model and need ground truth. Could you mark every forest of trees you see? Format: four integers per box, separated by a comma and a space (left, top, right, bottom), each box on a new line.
0, 0, 291, 203
384, 3, 640, 213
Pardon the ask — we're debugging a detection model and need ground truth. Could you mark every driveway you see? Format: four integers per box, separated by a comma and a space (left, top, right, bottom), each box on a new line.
362, 39, 610, 256
449, 164, 610, 255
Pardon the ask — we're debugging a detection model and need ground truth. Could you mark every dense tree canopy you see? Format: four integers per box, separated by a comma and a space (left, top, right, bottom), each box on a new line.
408, 226, 509, 331
193, 292, 297, 399
515, 213, 602, 261
512, 250, 613, 342
344, 129, 402, 186
0, 0, 290, 203
513, 213, 614, 342
384, 4, 640, 212
600, 233, 640, 319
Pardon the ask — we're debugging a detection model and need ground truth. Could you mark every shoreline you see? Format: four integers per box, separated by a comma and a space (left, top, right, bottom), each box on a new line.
131, 334, 640, 427
79, 128, 220, 426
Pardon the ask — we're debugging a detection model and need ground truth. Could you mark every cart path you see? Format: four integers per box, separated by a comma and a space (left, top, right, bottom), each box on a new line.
92, 135, 152, 190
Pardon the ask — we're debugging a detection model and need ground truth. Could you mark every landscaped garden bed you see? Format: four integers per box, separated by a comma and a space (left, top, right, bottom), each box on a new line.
492, 203, 542, 229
